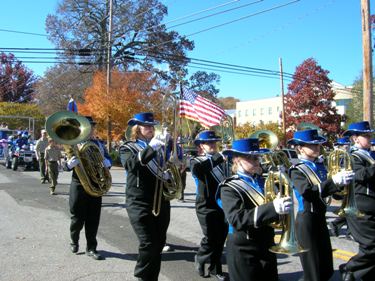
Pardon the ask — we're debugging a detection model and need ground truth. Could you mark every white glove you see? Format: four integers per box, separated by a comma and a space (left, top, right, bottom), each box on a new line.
332, 170, 355, 186
67, 156, 79, 169
149, 138, 164, 151
273, 194, 292, 215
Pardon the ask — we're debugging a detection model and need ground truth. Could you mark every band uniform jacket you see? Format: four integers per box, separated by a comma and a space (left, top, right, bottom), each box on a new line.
219, 174, 279, 281
119, 140, 170, 280
344, 148, 375, 280
289, 160, 340, 281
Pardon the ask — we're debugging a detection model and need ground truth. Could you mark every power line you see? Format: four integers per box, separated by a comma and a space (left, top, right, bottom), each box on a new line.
166, 0, 264, 30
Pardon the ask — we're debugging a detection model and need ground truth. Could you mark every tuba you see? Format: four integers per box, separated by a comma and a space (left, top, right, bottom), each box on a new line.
152, 92, 183, 216
327, 149, 363, 217
45, 111, 112, 197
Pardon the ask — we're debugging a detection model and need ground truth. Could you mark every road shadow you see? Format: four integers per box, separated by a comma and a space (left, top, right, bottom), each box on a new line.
99, 250, 137, 261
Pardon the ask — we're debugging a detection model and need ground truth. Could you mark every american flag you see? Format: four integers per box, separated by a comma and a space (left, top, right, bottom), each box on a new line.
179, 87, 225, 128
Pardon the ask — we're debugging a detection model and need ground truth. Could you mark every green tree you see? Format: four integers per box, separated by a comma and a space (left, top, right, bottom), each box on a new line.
0, 102, 45, 136
188, 71, 220, 99
0, 53, 37, 103
345, 76, 375, 125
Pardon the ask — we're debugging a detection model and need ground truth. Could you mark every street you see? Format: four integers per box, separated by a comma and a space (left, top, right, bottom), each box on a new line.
0, 164, 359, 281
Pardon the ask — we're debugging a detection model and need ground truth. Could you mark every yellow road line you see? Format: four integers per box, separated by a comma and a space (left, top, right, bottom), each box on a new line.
332, 249, 356, 262
274, 235, 356, 262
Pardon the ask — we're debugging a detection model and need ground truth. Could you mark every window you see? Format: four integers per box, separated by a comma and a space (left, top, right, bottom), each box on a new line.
238, 110, 241, 117
245, 109, 248, 116
253, 109, 256, 116
268, 107, 272, 115
260, 108, 264, 116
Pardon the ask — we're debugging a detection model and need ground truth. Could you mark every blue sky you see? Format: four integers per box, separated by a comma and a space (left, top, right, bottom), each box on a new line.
0, 0, 373, 101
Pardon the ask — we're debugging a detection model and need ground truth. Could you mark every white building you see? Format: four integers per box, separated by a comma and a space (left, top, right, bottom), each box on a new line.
236, 82, 352, 126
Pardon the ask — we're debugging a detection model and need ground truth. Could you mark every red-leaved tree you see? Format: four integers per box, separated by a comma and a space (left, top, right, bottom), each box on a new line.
284, 58, 341, 142
0, 53, 37, 103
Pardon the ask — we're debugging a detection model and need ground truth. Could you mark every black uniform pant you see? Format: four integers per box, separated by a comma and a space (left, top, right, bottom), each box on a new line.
346, 213, 375, 280
296, 212, 333, 281
127, 200, 170, 281
196, 208, 228, 274
69, 179, 102, 251
226, 231, 278, 281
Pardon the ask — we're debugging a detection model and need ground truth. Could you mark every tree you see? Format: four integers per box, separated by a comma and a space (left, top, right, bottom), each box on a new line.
0, 53, 37, 103
0, 102, 45, 135
188, 71, 220, 99
284, 58, 341, 140
219, 96, 239, 109
34, 64, 93, 115
45, 0, 194, 82
345, 76, 375, 125
235, 121, 284, 144
78, 70, 162, 141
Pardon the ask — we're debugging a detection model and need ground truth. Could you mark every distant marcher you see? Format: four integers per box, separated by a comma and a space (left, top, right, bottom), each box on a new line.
44, 138, 62, 195
35, 130, 49, 183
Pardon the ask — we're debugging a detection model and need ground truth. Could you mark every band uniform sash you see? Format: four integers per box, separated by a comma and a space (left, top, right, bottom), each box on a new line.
352, 150, 375, 165
194, 156, 225, 183
122, 141, 166, 181
225, 176, 265, 207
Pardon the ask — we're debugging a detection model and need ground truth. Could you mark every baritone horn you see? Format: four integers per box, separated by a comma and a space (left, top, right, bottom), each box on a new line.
152, 92, 183, 216
250, 130, 306, 254
327, 149, 363, 217
45, 111, 112, 197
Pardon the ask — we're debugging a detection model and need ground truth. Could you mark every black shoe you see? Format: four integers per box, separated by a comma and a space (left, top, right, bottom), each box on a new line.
86, 249, 103, 260
329, 221, 339, 237
194, 255, 205, 277
212, 273, 227, 281
339, 264, 355, 281
70, 243, 78, 254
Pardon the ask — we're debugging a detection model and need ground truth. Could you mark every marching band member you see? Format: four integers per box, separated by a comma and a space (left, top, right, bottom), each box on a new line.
119, 112, 170, 281
217, 138, 292, 281
288, 129, 353, 281
191, 130, 228, 281
340, 121, 375, 281
65, 116, 112, 260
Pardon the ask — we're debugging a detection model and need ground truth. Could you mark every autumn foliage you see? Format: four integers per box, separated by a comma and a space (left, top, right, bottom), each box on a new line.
284, 58, 341, 141
78, 70, 163, 141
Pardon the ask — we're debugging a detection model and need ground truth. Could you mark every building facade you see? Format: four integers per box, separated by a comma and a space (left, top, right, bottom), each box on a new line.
236, 82, 352, 126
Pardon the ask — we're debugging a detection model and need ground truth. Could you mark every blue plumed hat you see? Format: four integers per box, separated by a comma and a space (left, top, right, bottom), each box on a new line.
342, 121, 374, 137
127, 112, 159, 126
287, 129, 326, 145
334, 137, 350, 146
222, 138, 266, 157
194, 130, 221, 145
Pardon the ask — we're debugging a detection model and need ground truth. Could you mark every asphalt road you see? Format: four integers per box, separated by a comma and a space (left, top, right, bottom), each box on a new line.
0, 164, 359, 281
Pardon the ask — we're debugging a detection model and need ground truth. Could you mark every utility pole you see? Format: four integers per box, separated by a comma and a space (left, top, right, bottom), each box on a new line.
279, 58, 286, 147
106, 0, 113, 152
361, 0, 373, 125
